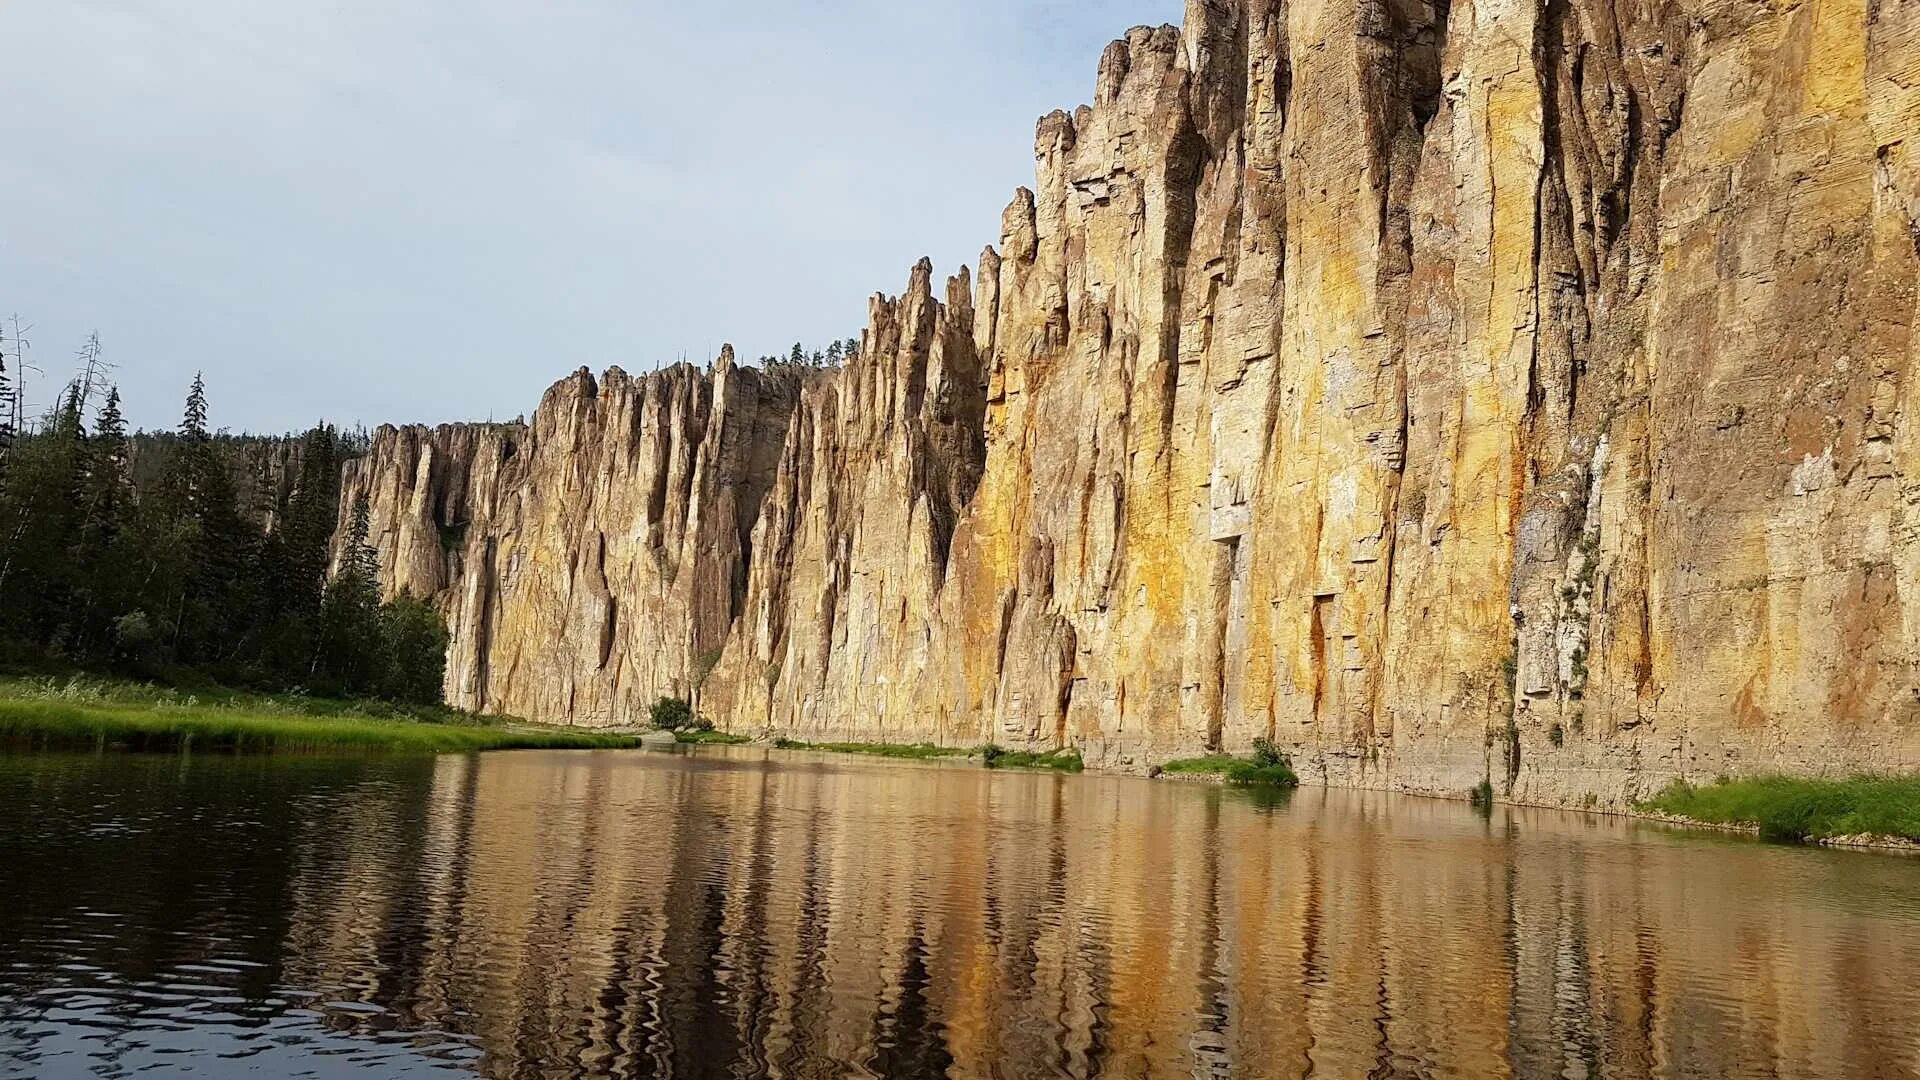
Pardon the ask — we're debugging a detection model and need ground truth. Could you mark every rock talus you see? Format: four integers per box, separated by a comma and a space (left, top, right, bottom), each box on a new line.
342, 0, 1920, 806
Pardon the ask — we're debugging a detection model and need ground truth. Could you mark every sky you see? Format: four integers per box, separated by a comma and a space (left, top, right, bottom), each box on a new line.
0, 0, 1180, 434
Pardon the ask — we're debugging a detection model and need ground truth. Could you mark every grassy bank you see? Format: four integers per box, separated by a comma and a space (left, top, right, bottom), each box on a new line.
1160, 754, 1242, 776
0, 677, 637, 754
1639, 775, 1920, 844
771, 738, 1084, 772
773, 738, 962, 760
1159, 742, 1299, 788
979, 745, 1084, 772
675, 728, 752, 745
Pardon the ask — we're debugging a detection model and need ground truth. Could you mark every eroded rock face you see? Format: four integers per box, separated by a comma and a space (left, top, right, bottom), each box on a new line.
342, 0, 1920, 805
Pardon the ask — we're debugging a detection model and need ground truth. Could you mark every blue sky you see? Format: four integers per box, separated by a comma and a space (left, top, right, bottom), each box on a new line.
0, 0, 1178, 433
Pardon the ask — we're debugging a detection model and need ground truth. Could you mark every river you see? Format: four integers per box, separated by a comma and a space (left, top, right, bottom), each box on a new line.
0, 747, 1916, 1079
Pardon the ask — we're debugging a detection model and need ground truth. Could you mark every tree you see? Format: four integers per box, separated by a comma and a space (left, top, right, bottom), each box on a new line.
650, 696, 692, 730
150, 372, 256, 666
843, 336, 860, 362
0, 330, 13, 471
70, 386, 135, 655
181, 371, 209, 440
378, 591, 448, 703
315, 494, 383, 693
825, 339, 843, 366
0, 378, 89, 647
789, 342, 806, 366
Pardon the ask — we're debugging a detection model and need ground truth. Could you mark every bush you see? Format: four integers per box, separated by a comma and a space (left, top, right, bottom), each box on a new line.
1251, 737, 1285, 768
1469, 779, 1495, 811
1225, 757, 1298, 788
111, 610, 160, 665
649, 696, 692, 731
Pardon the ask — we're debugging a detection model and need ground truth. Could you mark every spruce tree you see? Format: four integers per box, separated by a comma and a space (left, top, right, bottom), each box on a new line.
316, 493, 382, 693
378, 591, 448, 704
72, 387, 135, 657
0, 383, 89, 646
153, 372, 257, 667
790, 342, 806, 366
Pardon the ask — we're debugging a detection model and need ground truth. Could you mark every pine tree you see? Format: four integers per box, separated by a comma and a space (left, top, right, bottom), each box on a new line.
790, 342, 806, 366
315, 493, 383, 693
0, 382, 89, 646
151, 372, 257, 666
72, 387, 135, 656
182, 371, 209, 440
825, 339, 843, 366
843, 336, 860, 362
346, 493, 380, 595
378, 591, 448, 703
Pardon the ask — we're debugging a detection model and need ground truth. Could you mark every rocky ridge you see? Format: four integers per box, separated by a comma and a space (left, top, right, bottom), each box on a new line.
342, 0, 1920, 806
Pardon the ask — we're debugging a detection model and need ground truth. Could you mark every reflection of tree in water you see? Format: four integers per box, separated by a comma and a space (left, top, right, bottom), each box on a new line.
864, 928, 952, 1079
4, 754, 1920, 1079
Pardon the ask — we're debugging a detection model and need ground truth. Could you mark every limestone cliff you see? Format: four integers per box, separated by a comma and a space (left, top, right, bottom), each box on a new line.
342, 0, 1920, 805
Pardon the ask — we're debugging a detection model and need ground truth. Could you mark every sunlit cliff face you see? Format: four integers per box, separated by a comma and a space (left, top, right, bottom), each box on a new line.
342, 0, 1920, 807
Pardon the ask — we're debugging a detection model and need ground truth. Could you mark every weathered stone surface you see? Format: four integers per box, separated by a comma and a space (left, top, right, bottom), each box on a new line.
341, 0, 1920, 806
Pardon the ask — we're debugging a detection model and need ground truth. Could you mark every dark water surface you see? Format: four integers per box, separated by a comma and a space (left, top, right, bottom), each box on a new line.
2, 749, 1918, 1079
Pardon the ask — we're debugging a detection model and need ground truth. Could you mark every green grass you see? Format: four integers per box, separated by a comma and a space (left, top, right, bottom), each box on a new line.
772, 738, 963, 760
1223, 760, 1299, 788
979, 745, 1084, 772
0, 676, 637, 754
1157, 742, 1299, 788
1639, 775, 1920, 844
675, 728, 752, 745
1160, 754, 1243, 775
772, 738, 1084, 771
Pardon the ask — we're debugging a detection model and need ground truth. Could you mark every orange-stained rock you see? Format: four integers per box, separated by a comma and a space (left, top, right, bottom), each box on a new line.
341, 0, 1920, 806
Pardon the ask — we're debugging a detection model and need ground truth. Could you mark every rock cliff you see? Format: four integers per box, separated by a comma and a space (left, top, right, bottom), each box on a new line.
342, 0, 1920, 805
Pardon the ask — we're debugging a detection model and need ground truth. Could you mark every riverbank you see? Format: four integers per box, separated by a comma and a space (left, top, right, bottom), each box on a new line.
0, 677, 638, 753
1158, 747, 1300, 788
1637, 775, 1920, 849
769, 738, 1085, 772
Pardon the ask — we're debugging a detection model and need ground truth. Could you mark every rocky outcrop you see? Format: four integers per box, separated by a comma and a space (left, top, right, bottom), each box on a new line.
341, 354, 807, 723
342, 0, 1920, 806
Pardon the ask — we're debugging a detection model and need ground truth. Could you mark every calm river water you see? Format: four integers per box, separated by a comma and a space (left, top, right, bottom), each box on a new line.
1, 747, 1918, 1079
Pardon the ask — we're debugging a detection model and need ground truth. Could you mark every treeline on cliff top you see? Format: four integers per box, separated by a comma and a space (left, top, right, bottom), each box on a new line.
0, 327, 446, 704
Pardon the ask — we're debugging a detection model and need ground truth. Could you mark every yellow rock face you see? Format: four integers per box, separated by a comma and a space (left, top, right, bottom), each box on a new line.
342, 0, 1920, 806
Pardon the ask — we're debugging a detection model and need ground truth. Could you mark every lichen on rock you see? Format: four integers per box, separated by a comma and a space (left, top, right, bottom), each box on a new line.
339, 0, 1920, 808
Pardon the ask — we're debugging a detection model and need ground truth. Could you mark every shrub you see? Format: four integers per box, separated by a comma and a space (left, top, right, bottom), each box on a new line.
1251, 737, 1285, 768
111, 611, 160, 664
1225, 757, 1298, 788
1469, 779, 1495, 810
649, 696, 692, 731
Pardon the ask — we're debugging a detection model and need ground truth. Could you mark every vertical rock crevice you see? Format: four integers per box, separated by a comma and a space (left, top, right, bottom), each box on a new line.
338, 0, 1920, 807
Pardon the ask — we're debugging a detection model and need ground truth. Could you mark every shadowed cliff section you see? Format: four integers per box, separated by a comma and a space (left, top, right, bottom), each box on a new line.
341, 0, 1920, 808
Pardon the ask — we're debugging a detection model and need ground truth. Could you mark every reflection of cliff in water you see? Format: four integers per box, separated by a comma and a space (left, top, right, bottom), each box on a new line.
3, 750, 1918, 1078
283, 752, 1920, 1078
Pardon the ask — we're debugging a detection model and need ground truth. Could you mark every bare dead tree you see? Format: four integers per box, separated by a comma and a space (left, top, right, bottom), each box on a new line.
4, 314, 35, 436
71, 331, 113, 418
